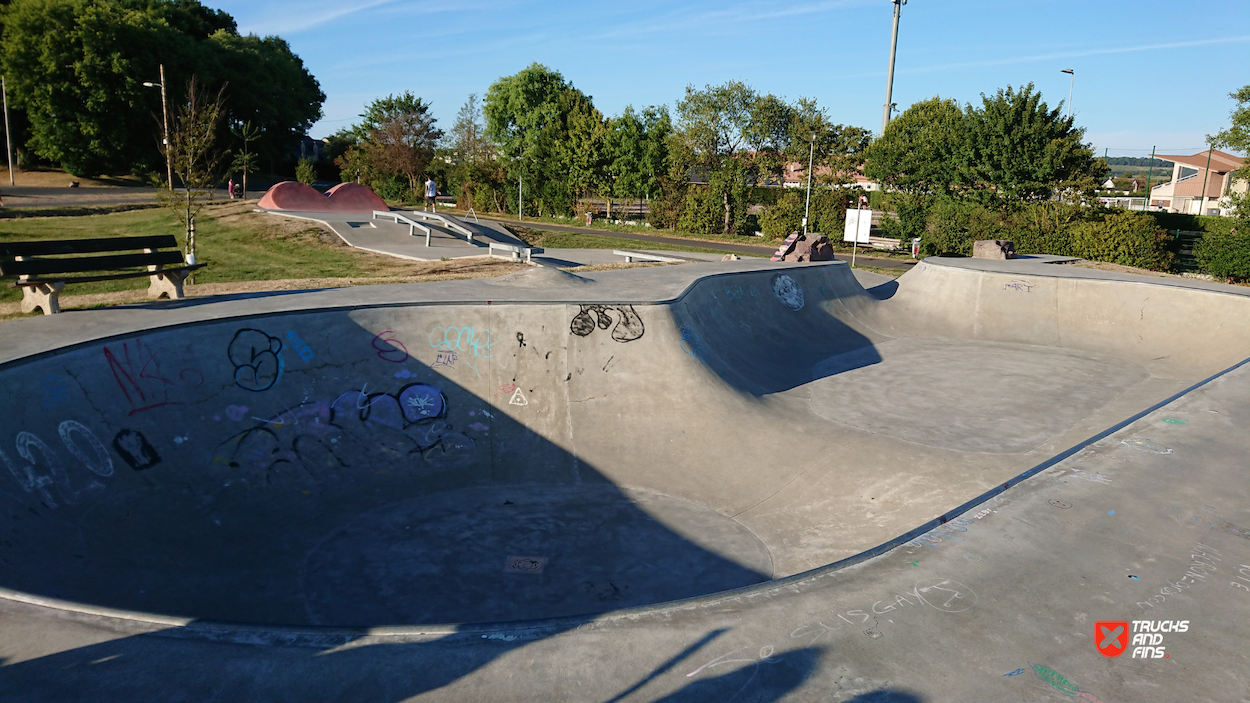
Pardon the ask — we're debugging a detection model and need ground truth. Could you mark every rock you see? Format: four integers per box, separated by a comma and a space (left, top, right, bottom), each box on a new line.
721, 254, 740, 261
777, 233, 834, 262
973, 240, 1016, 259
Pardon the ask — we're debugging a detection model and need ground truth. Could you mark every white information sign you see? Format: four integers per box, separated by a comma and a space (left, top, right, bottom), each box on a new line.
843, 209, 872, 244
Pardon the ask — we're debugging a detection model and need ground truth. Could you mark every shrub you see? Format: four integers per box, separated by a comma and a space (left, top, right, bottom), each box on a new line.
1069, 209, 1173, 270
676, 185, 724, 235
295, 157, 316, 185
758, 190, 803, 239
1194, 227, 1250, 282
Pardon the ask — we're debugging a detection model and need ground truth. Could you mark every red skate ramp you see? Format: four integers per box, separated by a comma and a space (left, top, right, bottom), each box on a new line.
257, 181, 388, 213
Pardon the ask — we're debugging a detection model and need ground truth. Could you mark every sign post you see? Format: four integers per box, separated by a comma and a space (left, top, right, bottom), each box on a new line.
843, 208, 872, 267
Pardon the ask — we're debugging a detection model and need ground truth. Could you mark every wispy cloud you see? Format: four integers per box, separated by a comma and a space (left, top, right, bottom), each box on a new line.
903, 34, 1250, 75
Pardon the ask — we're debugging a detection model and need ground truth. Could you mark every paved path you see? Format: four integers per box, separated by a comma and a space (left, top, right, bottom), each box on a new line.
275, 210, 740, 267
477, 214, 919, 270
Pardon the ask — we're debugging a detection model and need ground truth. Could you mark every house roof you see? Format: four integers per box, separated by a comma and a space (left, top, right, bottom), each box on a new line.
1156, 149, 1243, 173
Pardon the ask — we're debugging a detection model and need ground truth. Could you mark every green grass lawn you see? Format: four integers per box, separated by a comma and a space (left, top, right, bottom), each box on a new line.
506, 225, 758, 256
0, 203, 438, 304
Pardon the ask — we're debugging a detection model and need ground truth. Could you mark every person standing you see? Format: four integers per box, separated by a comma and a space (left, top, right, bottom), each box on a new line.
227, 177, 235, 199
424, 177, 437, 211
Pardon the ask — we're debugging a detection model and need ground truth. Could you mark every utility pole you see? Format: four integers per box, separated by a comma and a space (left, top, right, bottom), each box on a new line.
518, 168, 523, 222
803, 134, 815, 235
2, 76, 13, 185
881, 0, 906, 135
1061, 69, 1074, 120
159, 64, 171, 191
144, 64, 172, 191
1197, 147, 1214, 216
1143, 146, 1156, 212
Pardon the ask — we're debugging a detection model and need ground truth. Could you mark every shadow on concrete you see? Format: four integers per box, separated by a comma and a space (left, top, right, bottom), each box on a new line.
0, 311, 773, 627
669, 269, 882, 396
0, 622, 825, 702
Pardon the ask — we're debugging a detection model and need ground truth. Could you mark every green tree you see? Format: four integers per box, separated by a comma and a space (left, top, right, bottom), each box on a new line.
1209, 84, 1250, 221
0, 0, 323, 177
360, 92, 442, 196
672, 81, 758, 234
864, 96, 965, 198
156, 76, 226, 266
961, 83, 1107, 204
229, 119, 260, 198
606, 106, 671, 213
484, 63, 604, 216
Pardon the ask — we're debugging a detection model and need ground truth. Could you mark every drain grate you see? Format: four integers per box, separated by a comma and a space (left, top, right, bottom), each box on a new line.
504, 556, 547, 574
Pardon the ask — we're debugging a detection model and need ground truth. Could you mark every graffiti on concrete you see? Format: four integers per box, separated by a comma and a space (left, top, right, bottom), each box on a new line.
771, 274, 805, 311
105, 338, 205, 414
679, 325, 708, 365
569, 305, 645, 342
1, 420, 113, 508
286, 331, 315, 361
228, 329, 285, 392
39, 375, 68, 409
112, 429, 161, 471
429, 324, 498, 359
211, 383, 473, 475
372, 331, 409, 363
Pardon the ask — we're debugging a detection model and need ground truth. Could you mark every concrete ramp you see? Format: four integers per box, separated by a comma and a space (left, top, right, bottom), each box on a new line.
0, 258, 1247, 701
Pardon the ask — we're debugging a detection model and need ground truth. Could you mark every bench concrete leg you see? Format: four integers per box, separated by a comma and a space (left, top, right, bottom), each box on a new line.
148, 269, 190, 300
21, 282, 65, 315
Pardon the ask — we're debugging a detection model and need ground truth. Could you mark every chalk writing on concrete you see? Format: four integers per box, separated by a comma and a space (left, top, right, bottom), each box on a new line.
2, 421, 113, 508
429, 325, 498, 358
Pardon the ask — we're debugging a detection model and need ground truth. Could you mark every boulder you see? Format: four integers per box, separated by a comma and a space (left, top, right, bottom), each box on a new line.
973, 239, 1016, 259
776, 233, 834, 262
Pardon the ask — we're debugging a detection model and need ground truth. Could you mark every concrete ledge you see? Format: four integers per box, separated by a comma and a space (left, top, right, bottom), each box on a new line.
613, 250, 691, 263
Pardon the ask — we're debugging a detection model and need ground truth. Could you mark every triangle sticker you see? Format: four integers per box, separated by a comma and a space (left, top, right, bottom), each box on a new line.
509, 388, 528, 406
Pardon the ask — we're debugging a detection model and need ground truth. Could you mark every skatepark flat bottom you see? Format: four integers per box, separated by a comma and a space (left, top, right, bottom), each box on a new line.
0, 257, 1247, 702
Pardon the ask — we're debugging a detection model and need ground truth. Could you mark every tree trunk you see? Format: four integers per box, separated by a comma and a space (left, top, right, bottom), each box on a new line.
723, 191, 731, 234
606, 196, 612, 220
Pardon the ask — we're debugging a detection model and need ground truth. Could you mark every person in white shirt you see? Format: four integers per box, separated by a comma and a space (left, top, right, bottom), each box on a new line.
424, 177, 437, 211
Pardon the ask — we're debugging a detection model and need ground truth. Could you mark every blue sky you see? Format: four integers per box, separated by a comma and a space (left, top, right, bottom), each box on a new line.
213, 0, 1249, 158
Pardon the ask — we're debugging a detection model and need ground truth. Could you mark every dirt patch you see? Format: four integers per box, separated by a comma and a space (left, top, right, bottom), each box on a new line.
563, 262, 685, 273
0, 260, 532, 321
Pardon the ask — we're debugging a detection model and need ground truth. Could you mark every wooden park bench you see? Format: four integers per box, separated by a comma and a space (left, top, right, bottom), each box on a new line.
0, 235, 203, 315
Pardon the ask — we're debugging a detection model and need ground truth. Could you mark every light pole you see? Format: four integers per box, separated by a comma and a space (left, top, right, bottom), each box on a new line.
143, 64, 172, 191
1061, 68, 1074, 121
802, 133, 816, 236
3, 75, 14, 186
881, 0, 906, 135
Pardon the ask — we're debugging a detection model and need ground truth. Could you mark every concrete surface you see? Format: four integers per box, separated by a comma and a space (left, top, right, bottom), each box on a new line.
279, 209, 733, 267
0, 256, 1247, 701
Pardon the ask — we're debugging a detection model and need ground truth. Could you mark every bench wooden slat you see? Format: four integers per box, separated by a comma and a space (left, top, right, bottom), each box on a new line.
2, 250, 186, 277
0, 235, 179, 258
7, 263, 204, 287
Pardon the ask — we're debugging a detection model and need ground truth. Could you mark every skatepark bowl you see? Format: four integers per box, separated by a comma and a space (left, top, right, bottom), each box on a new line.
1, 256, 1248, 701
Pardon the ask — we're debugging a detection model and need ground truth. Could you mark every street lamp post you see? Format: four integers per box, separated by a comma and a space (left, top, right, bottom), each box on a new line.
880, 0, 906, 135
1061, 68, 1074, 121
802, 133, 816, 236
143, 64, 172, 191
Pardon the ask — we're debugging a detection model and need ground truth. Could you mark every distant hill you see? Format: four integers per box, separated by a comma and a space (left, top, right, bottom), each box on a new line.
1104, 157, 1173, 168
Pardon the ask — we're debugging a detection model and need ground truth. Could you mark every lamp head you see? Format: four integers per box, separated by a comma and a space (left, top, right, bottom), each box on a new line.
143, 81, 157, 87
1061, 68, 1074, 75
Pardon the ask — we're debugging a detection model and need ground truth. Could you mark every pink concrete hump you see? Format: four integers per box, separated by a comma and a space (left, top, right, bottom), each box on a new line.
258, 181, 389, 214
323, 182, 389, 213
